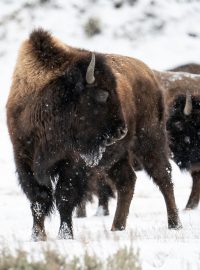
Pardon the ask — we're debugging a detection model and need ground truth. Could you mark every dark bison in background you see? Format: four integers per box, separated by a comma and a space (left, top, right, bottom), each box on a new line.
7, 29, 181, 241
155, 68, 200, 210
169, 63, 200, 74
76, 171, 115, 217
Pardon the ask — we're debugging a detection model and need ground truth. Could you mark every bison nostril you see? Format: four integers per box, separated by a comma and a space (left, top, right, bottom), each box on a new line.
103, 126, 128, 147
118, 126, 128, 138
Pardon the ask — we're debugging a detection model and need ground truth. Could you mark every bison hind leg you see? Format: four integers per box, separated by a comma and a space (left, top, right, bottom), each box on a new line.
109, 156, 136, 231
95, 179, 115, 216
76, 200, 87, 218
144, 158, 181, 229
135, 130, 182, 230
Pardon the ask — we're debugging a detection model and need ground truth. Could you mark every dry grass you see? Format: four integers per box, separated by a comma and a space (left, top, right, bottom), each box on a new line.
0, 244, 141, 270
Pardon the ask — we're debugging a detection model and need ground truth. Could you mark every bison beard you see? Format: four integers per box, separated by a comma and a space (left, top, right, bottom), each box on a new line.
6, 29, 181, 241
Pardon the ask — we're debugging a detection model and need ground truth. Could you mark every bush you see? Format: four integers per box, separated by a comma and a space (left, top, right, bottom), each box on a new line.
0, 245, 141, 270
107, 247, 142, 270
84, 17, 102, 37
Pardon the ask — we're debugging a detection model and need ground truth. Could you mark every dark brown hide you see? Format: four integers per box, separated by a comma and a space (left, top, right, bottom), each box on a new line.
7, 29, 181, 240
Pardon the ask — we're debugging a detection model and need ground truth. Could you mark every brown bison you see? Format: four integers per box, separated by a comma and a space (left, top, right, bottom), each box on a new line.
6, 29, 181, 241
154, 69, 200, 209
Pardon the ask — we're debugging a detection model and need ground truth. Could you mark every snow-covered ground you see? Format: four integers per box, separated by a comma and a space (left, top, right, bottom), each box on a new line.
0, 0, 200, 269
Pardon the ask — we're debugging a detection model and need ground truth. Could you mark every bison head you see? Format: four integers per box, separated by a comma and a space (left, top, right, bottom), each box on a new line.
167, 94, 200, 169
46, 53, 127, 167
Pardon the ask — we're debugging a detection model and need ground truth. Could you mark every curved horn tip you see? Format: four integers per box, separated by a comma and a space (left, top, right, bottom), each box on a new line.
86, 52, 95, 84
183, 93, 192, 116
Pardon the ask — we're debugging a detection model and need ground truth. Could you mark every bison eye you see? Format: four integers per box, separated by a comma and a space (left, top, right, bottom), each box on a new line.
95, 90, 109, 103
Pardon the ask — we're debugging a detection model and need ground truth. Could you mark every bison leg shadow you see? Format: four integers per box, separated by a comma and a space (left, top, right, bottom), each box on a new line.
185, 170, 200, 210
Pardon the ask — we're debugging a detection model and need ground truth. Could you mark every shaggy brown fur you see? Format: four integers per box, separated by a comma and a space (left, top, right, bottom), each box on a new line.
7, 29, 181, 240
154, 70, 200, 209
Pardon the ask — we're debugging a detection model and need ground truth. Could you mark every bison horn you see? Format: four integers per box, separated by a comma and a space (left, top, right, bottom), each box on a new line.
86, 52, 95, 84
183, 92, 192, 116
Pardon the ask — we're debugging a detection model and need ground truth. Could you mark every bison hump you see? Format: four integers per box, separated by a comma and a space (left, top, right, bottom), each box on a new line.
29, 28, 70, 69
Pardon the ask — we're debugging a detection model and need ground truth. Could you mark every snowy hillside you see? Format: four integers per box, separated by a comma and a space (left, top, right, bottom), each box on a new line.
0, 0, 200, 269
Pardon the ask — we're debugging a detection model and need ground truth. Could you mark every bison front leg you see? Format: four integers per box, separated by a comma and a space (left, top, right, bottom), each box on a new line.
15, 155, 53, 241
55, 161, 88, 239
185, 171, 200, 209
31, 202, 49, 241
109, 157, 136, 231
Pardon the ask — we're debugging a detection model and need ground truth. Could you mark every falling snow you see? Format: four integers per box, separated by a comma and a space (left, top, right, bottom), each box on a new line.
0, 0, 200, 269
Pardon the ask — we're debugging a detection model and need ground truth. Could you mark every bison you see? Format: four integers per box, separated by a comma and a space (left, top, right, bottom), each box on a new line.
154, 69, 200, 209
6, 29, 181, 241
76, 172, 115, 217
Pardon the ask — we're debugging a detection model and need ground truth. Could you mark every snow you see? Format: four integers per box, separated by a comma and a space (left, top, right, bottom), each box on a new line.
0, 0, 200, 269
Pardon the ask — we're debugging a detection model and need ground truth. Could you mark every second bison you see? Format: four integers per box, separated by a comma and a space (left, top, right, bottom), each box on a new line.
155, 68, 200, 210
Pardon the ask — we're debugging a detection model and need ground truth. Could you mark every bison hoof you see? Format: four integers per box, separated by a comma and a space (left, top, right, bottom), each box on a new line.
58, 222, 73, 240
168, 221, 182, 230
185, 204, 198, 210
58, 233, 73, 240
184, 207, 193, 211
111, 225, 125, 231
31, 229, 47, 242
